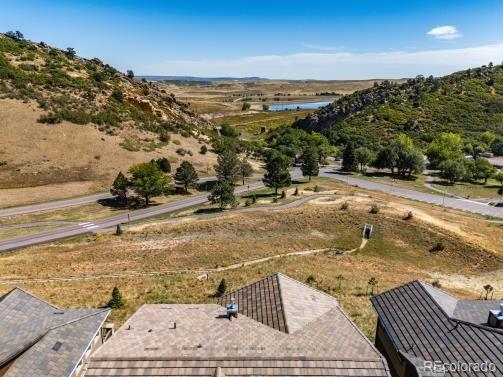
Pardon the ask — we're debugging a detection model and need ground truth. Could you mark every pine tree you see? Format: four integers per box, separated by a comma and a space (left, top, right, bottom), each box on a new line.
301, 146, 319, 181
209, 181, 235, 209
110, 171, 129, 203
174, 161, 199, 194
214, 150, 239, 184
216, 279, 228, 296
262, 151, 291, 195
342, 142, 358, 172
108, 287, 125, 309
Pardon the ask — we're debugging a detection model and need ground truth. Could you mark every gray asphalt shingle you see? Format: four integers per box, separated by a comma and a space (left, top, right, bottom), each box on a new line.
0, 287, 110, 377
371, 280, 503, 377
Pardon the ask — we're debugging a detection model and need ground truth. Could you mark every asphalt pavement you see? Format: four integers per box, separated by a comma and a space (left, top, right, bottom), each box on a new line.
1, 168, 501, 252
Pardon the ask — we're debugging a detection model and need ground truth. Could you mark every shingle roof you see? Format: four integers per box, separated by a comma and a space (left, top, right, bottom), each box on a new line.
0, 287, 110, 377
88, 273, 390, 376
371, 280, 503, 377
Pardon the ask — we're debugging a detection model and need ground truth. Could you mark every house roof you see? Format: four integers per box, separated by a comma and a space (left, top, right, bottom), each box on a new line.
87, 273, 390, 376
0, 287, 110, 377
371, 280, 503, 376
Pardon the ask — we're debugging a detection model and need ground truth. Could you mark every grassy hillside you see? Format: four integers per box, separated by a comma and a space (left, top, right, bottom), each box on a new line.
0, 32, 216, 201
0, 33, 210, 132
293, 64, 503, 146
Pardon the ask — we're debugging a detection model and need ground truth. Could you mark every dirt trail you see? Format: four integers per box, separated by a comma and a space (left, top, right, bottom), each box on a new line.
0, 237, 370, 285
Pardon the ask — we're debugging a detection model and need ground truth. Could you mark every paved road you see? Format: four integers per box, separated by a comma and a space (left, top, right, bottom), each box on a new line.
319, 169, 503, 218
0, 192, 114, 218
1, 168, 502, 252
0, 180, 271, 252
0, 175, 258, 218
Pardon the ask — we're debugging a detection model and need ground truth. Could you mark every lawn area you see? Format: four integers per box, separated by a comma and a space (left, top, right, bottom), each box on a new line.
1, 188, 501, 339
431, 178, 502, 199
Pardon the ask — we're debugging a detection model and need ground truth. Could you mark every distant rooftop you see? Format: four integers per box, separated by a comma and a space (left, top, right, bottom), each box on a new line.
88, 273, 390, 376
0, 287, 110, 377
372, 280, 503, 376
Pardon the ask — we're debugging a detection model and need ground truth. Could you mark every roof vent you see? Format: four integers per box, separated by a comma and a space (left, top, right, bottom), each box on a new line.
487, 303, 503, 329
226, 298, 238, 320
52, 342, 63, 351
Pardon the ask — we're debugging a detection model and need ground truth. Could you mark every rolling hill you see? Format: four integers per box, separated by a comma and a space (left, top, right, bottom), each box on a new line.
293, 64, 503, 146
0, 32, 216, 203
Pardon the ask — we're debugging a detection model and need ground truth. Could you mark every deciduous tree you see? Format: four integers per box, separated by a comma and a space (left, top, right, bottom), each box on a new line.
129, 162, 170, 206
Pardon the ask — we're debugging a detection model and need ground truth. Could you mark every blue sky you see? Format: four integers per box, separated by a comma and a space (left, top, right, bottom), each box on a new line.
2, 0, 503, 79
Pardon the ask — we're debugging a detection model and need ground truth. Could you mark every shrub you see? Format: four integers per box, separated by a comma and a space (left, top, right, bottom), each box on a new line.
107, 287, 125, 309
241, 101, 251, 111
432, 280, 442, 288
245, 198, 253, 206
216, 279, 227, 297
306, 275, 316, 285
431, 240, 445, 252
369, 204, 380, 214
280, 190, 286, 199
340, 202, 349, 210
38, 113, 61, 124
111, 89, 124, 102
173, 139, 181, 145
115, 224, 123, 235
200, 145, 208, 154
176, 148, 186, 156
314, 185, 320, 192
404, 211, 414, 220
251, 194, 257, 204
159, 130, 170, 143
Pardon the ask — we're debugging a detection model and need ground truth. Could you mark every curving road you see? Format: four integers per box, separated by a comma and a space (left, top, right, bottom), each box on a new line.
1, 167, 502, 252
0, 175, 259, 218
0, 180, 270, 253
319, 169, 503, 218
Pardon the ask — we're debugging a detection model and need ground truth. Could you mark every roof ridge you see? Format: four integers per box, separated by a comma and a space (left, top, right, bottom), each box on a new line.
275, 273, 290, 333
49, 308, 111, 331
4, 286, 60, 309
275, 272, 339, 303
378, 280, 503, 336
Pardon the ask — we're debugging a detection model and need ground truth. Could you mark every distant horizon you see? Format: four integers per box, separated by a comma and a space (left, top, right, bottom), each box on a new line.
1, 1, 502, 79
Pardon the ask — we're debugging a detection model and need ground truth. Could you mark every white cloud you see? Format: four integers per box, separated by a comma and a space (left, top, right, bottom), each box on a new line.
300, 43, 344, 51
427, 25, 462, 40
143, 44, 503, 80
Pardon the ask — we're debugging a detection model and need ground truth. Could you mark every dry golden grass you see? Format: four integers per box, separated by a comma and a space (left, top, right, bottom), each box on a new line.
0, 181, 501, 340
0, 99, 217, 206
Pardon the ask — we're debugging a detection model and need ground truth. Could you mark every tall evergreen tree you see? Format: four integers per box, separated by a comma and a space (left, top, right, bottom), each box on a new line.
107, 287, 125, 309
110, 171, 129, 203
214, 150, 239, 184
342, 142, 358, 172
263, 151, 291, 195
174, 161, 199, 193
301, 146, 319, 181
209, 181, 236, 209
